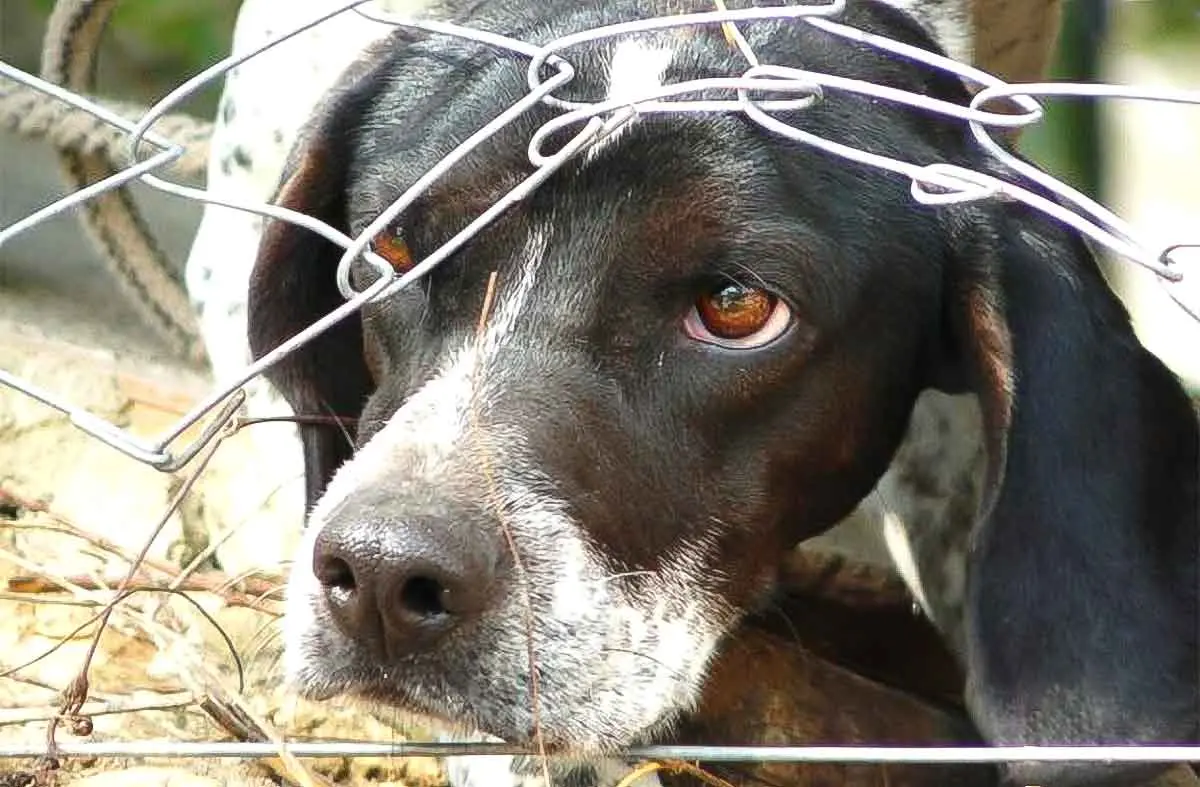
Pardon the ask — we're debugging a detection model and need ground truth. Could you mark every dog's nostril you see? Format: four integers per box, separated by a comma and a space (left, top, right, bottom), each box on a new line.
315, 555, 357, 593
398, 575, 449, 618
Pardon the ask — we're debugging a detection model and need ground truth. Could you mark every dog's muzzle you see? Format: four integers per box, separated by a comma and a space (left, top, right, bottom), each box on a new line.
283, 345, 738, 751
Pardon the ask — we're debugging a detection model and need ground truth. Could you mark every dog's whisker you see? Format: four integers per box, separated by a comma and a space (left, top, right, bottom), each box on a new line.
588, 570, 657, 587
597, 647, 693, 686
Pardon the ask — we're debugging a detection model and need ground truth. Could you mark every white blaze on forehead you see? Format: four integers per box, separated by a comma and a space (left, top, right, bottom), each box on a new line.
587, 39, 675, 160
607, 38, 674, 104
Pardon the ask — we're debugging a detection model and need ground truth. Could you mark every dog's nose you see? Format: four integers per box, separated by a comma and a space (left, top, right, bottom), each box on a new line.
311, 509, 495, 658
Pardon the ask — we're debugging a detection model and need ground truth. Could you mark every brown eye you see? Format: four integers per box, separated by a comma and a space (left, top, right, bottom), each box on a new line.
369, 229, 415, 274
697, 285, 773, 338
684, 284, 792, 349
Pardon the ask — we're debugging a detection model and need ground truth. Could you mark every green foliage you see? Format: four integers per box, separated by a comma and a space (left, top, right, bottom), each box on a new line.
108, 0, 240, 72
1126, 0, 1200, 46
1017, 0, 1107, 197
27, 0, 238, 76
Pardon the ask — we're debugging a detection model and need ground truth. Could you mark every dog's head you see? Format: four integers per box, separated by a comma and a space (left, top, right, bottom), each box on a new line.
249, 0, 1198, 781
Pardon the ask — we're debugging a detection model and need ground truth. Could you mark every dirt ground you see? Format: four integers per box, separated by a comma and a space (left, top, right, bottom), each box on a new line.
0, 316, 448, 787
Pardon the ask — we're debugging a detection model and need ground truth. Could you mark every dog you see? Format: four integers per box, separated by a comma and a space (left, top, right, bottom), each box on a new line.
245, 1, 1199, 785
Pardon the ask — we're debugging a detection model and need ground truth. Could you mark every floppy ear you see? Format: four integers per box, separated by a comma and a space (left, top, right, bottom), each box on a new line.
247, 40, 397, 511
841, 16, 1195, 777
941, 201, 1199, 785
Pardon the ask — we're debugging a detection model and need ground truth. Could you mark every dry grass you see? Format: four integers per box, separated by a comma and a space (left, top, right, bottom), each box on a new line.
0, 326, 446, 787
0, 484, 450, 787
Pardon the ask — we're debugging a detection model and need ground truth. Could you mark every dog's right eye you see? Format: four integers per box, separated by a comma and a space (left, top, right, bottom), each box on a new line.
369, 228, 415, 274
684, 283, 793, 349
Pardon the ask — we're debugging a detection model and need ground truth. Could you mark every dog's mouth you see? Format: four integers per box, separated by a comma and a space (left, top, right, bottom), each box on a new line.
291, 664, 504, 743
284, 559, 739, 754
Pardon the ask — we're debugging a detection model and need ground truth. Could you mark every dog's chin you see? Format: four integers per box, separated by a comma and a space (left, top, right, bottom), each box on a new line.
284, 662, 638, 758
287, 670, 489, 744
285, 662, 666, 755
287, 663, 463, 727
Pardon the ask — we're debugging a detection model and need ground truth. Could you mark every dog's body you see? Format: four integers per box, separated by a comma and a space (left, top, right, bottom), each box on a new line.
446, 548, 994, 787
576, 550, 995, 787
242, 1, 1197, 785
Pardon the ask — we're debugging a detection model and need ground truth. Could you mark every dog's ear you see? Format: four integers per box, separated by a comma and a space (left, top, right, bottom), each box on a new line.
940, 200, 1199, 785
841, 18, 1194, 775
247, 39, 397, 511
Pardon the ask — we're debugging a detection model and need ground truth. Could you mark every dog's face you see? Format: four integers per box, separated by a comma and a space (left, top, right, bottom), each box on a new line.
249, 0, 1198, 780
269, 0, 957, 749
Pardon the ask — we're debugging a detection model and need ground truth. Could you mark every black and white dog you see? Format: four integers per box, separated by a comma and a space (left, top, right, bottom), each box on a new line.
246, 1, 1199, 785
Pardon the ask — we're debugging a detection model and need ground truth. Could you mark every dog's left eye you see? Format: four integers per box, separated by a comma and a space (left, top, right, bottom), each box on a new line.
369, 228, 415, 274
684, 284, 792, 349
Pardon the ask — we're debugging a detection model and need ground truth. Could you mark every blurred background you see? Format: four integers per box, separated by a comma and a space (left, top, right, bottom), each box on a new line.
1, 0, 1199, 385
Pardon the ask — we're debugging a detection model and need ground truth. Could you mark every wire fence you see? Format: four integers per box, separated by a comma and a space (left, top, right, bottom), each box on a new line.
2, 0, 1199, 474
1, 0, 1199, 783
4, 741, 1200, 763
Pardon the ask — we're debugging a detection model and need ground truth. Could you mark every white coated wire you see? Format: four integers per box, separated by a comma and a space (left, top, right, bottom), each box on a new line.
2, 741, 1200, 763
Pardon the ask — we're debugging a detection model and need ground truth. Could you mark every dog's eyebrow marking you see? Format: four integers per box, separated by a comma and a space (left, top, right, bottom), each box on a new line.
586, 39, 675, 161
